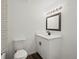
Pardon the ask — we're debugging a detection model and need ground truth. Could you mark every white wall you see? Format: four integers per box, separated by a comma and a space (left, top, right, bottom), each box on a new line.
61, 0, 77, 59
7, 0, 76, 59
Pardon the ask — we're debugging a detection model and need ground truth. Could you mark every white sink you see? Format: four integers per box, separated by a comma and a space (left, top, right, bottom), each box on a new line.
36, 33, 61, 40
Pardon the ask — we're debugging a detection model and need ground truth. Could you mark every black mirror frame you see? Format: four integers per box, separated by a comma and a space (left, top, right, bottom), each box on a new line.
46, 12, 61, 31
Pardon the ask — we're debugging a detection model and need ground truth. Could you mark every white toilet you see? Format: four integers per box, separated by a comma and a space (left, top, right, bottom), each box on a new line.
13, 37, 28, 59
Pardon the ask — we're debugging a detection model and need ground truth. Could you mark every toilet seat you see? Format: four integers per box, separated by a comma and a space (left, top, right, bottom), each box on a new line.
14, 49, 27, 59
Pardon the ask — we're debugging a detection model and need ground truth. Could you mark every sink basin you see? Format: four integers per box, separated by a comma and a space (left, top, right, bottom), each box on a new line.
36, 33, 61, 40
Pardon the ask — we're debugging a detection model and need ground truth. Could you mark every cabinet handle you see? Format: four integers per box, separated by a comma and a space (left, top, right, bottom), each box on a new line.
39, 41, 42, 46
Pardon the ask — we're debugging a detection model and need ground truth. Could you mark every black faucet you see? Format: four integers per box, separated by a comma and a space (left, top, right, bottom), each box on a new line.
47, 31, 51, 35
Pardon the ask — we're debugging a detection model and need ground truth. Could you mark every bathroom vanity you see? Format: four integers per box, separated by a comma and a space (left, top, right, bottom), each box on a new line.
35, 34, 62, 59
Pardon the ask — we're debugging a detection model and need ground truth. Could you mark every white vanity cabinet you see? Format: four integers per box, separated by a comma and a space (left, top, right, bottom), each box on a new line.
35, 34, 62, 59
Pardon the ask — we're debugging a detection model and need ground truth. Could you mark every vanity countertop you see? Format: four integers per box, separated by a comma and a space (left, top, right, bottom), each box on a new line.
36, 33, 62, 40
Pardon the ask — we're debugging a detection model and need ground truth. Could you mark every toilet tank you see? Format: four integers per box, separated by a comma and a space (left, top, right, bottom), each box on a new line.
13, 37, 26, 50
35, 34, 62, 59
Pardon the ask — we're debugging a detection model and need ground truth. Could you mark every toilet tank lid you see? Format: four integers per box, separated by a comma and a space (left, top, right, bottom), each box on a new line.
14, 49, 27, 58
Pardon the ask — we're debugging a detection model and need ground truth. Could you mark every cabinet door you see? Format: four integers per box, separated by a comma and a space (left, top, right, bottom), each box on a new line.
49, 38, 62, 59
35, 36, 49, 59
40, 37, 49, 59
35, 36, 42, 55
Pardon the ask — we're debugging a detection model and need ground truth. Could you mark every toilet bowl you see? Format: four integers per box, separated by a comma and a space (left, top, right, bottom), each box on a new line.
13, 36, 28, 59
14, 49, 27, 59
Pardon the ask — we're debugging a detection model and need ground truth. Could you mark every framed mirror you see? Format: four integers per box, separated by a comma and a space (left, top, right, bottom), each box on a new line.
46, 12, 61, 31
